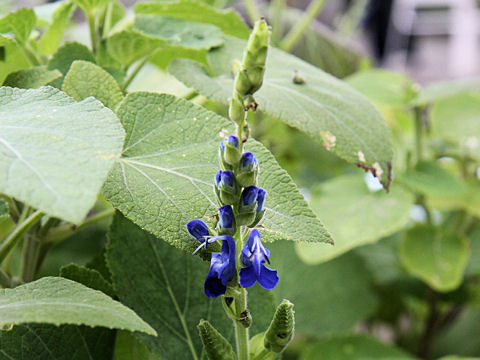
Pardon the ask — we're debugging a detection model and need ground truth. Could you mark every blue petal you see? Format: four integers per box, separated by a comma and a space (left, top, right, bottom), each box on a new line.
227, 135, 239, 147
242, 152, 256, 168
205, 275, 227, 297
258, 266, 279, 290
218, 205, 234, 228
239, 265, 257, 288
221, 171, 234, 187
186, 219, 209, 240
214, 170, 222, 187
256, 189, 266, 212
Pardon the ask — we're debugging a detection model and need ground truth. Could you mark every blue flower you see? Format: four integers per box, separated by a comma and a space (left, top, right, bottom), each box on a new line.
242, 152, 258, 169
204, 235, 237, 297
215, 170, 235, 188
256, 188, 266, 212
186, 219, 209, 240
240, 229, 279, 290
217, 205, 236, 235
220, 135, 239, 153
241, 186, 259, 206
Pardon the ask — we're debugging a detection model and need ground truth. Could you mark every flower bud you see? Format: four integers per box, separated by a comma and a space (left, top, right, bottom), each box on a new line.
249, 188, 266, 227
264, 300, 295, 353
197, 320, 236, 360
237, 186, 259, 226
249, 333, 276, 360
220, 135, 242, 166
214, 170, 239, 205
186, 219, 209, 240
236, 152, 258, 187
229, 94, 245, 125
217, 205, 236, 236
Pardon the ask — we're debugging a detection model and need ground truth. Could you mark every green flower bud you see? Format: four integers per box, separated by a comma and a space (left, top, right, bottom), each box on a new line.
220, 135, 242, 166
237, 186, 259, 226
236, 152, 258, 187
215, 170, 239, 205
264, 299, 295, 353
229, 94, 245, 125
197, 320, 236, 360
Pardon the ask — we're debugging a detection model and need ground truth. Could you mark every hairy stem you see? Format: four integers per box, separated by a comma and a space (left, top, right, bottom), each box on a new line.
87, 11, 98, 54
0, 210, 44, 264
0, 268, 11, 288
279, 0, 327, 52
20, 232, 42, 283
121, 56, 151, 91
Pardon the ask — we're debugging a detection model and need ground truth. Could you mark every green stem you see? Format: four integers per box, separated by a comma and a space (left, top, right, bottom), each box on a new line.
0, 195, 20, 222
87, 11, 98, 54
102, 2, 114, 38
121, 56, 150, 91
45, 208, 115, 244
279, 0, 327, 52
243, 0, 261, 24
0, 268, 11, 288
20, 45, 40, 66
20, 232, 41, 283
271, 0, 287, 43
414, 106, 424, 164
0, 210, 43, 264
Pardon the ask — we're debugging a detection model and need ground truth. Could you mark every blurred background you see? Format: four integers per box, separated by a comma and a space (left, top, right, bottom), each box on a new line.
6, 0, 480, 84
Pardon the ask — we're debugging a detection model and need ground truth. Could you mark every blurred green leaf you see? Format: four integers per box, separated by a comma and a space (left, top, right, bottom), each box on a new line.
3, 66, 61, 89
169, 36, 394, 188
300, 334, 415, 359
115, 330, 161, 360
39, 1, 76, 55
72, 0, 110, 14
62, 60, 123, 109
466, 229, 480, 276
0, 43, 30, 85
0, 86, 124, 223
48, 41, 96, 88
0, 324, 115, 360
134, 15, 224, 50
414, 77, 480, 105
399, 225, 470, 292
346, 69, 417, 108
102, 92, 331, 252
0, 8, 36, 45
269, 241, 377, 336
134, 0, 249, 39
296, 175, 414, 263
430, 92, 480, 159
0, 198, 8, 220
106, 213, 274, 359
0, 277, 155, 334
60, 263, 115, 298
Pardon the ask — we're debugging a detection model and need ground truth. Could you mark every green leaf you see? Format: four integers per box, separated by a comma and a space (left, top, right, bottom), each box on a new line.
62, 60, 123, 109
269, 241, 377, 336
346, 69, 417, 108
102, 92, 331, 252
60, 263, 115, 298
399, 225, 470, 292
398, 161, 469, 209
39, 1, 76, 55
106, 30, 165, 68
0, 276, 155, 334
430, 92, 480, 158
134, 15, 224, 50
3, 66, 62, 89
0, 43, 30, 85
0, 8, 36, 45
115, 330, 161, 360
0, 86, 125, 223
300, 334, 415, 360
466, 229, 480, 275
169, 37, 394, 188
414, 77, 480, 105
108, 213, 271, 358
0, 324, 115, 360
296, 175, 414, 264
134, 0, 249, 39
48, 41, 96, 88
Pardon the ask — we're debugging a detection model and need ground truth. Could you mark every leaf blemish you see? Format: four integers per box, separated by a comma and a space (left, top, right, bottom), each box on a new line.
320, 130, 336, 151
357, 151, 365, 163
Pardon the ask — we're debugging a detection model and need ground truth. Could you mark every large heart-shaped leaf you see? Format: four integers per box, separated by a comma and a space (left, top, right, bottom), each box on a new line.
0, 276, 155, 334
102, 92, 331, 252
107, 214, 275, 359
169, 37, 394, 188
0, 86, 125, 223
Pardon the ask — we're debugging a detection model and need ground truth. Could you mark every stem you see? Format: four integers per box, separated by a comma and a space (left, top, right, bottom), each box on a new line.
20, 45, 40, 66
0, 268, 11, 288
20, 232, 42, 282
414, 106, 424, 164
102, 2, 114, 38
279, 0, 327, 52
0, 210, 44, 264
121, 56, 150, 91
87, 11, 98, 54
418, 289, 438, 359
45, 208, 115, 244
235, 288, 250, 360
243, 0, 261, 24
0, 195, 20, 222
271, 0, 287, 43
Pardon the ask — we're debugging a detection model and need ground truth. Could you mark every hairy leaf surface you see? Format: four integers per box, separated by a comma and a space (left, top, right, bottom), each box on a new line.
0, 86, 124, 223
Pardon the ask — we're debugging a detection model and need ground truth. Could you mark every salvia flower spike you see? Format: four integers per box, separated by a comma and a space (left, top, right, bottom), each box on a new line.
204, 235, 236, 297
239, 229, 279, 290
